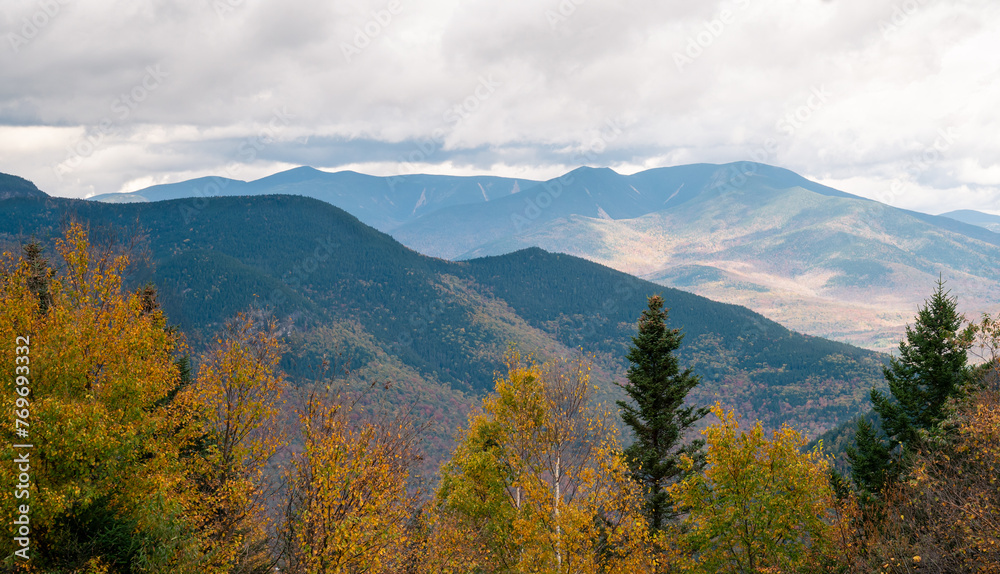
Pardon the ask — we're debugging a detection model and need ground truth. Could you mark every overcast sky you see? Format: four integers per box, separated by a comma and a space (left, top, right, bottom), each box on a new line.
2, 0, 998, 215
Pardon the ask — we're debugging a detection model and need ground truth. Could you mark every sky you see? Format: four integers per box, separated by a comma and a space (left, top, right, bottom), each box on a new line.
1, 0, 999, 216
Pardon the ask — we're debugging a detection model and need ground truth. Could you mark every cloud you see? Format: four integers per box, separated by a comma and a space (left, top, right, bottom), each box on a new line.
0, 0, 998, 215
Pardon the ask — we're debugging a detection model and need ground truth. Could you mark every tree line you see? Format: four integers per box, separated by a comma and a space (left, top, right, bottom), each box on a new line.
2, 224, 998, 572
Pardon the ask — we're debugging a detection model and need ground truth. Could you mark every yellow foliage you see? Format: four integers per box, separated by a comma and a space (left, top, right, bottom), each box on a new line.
179, 310, 286, 570
284, 387, 421, 573
0, 226, 203, 569
428, 350, 656, 574
666, 404, 838, 573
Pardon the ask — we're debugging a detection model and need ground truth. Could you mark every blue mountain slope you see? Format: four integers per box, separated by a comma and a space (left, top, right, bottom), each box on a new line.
87, 162, 1000, 260
1, 189, 891, 439
940, 209, 1000, 233
88, 176, 250, 203
89, 166, 538, 232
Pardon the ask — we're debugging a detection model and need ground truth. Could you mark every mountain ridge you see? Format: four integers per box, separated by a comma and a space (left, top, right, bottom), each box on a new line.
0, 172, 48, 200
88, 167, 540, 232
1, 190, 888, 445
941, 209, 1000, 233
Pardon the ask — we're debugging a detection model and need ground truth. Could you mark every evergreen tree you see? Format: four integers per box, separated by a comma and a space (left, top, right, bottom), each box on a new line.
617, 294, 708, 530
22, 240, 51, 314
851, 278, 971, 493
845, 417, 893, 497
138, 282, 160, 316
874, 278, 970, 447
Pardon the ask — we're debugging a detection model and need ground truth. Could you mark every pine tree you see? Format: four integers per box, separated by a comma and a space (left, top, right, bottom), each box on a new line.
846, 417, 893, 497
874, 278, 970, 447
850, 278, 971, 493
617, 294, 708, 530
22, 240, 51, 313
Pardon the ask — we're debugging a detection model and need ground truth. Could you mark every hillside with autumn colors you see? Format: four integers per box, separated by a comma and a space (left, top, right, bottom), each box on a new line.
2, 175, 999, 572
2, 186, 888, 442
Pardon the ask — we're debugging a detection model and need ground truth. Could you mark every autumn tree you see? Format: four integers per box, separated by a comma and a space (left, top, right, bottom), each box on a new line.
1, 225, 304, 572
429, 351, 655, 574
906, 388, 1000, 570
968, 312, 1000, 386
617, 294, 708, 530
0, 224, 205, 571
838, 390, 1000, 573
180, 311, 286, 572
667, 404, 839, 573
280, 382, 423, 574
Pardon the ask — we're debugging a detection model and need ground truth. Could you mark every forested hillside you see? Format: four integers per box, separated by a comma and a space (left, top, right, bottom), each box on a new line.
0, 191, 887, 442
89, 163, 1000, 356
3, 188, 998, 573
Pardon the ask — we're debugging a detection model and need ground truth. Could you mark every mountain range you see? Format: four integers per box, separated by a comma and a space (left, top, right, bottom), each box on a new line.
942, 209, 1000, 233
91, 163, 1000, 354
3, 173, 890, 469
89, 166, 538, 232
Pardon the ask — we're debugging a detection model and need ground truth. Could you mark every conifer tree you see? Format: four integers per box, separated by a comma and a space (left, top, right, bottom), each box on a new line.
22, 240, 51, 313
874, 278, 970, 446
851, 278, 971, 493
846, 417, 893, 497
617, 295, 708, 530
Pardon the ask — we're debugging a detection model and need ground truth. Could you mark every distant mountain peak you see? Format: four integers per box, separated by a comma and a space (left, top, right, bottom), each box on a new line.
0, 173, 48, 200
940, 209, 1000, 233
283, 165, 324, 175
566, 165, 621, 177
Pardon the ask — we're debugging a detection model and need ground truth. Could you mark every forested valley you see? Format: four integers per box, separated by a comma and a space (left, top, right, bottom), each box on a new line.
2, 224, 999, 573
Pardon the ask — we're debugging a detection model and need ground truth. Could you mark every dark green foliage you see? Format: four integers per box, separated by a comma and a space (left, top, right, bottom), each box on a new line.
0, 193, 887, 436
807, 410, 881, 477
22, 240, 51, 313
464, 248, 886, 430
41, 496, 149, 573
846, 417, 894, 497
850, 279, 971, 494
828, 468, 852, 502
616, 295, 708, 530
873, 279, 970, 447
0, 172, 47, 199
